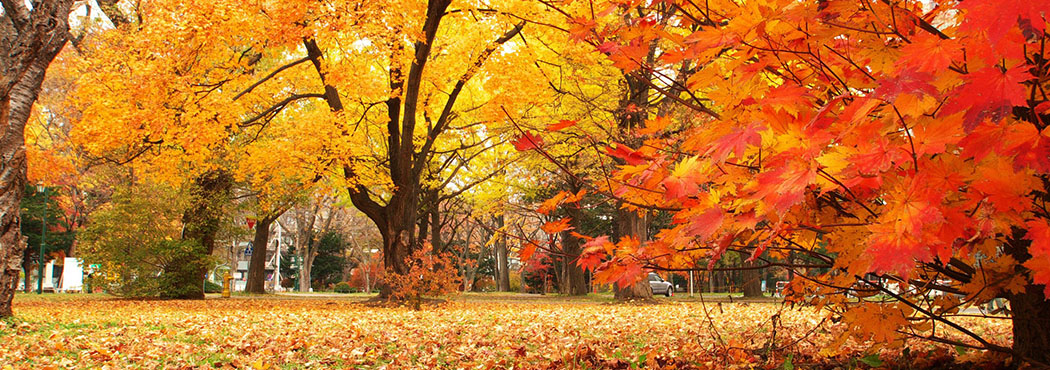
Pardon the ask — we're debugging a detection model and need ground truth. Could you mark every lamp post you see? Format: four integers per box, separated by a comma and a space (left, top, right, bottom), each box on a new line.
36, 185, 47, 294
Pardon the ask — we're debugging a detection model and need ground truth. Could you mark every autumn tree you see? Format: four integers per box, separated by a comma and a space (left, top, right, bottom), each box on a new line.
54, 0, 347, 298
277, 0, 549, 296
284, 194, 347, 293
0, 0, 74, 317
561, 0, 1050, 363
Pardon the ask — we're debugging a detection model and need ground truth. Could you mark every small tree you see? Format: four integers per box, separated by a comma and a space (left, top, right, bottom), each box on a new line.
311, 232, 348, 289
386, 243, 460, 305
79, 183, 213, 298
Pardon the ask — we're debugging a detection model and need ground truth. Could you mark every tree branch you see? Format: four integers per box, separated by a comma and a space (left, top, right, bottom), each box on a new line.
233, 56, 311, 101
239, 93, 326, 126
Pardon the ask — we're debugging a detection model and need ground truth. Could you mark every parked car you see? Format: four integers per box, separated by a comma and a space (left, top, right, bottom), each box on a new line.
648, 273, 673, 297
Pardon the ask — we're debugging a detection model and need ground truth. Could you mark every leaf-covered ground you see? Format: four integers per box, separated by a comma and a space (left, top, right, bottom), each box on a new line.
1, 294, 1011, 369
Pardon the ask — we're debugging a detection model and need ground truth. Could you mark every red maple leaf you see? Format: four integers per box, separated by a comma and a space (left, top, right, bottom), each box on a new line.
895, 34, 962, 74
511, 132, 545, 151
943, 66, 1030, 132
577, 236, 611, 272
866, 229, 932, 279
685, 207, 724, 241
959, 0, 1050, 43
547, 120, 577, 131
606, 143, 648, 165
1024, 219, 1050, 298
874, 68, 937, 100
613, 263, 646, 289
708, 123, 763, 162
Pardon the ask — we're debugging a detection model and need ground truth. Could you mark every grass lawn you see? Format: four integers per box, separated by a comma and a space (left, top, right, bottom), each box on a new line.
1, 293, 1011, 369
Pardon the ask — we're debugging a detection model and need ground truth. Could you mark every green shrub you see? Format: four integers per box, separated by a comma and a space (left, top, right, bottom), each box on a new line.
204, 279, 223, 294
334, 282, 352, 293
79, 183, 216, 298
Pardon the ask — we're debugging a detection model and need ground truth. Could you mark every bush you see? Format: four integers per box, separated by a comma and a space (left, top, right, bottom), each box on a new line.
79, 183, 216, 298
473, 276, 495, 292
387, 243, 461, 301
334, 282, 352, 293
204, 279, 223, 294
509, 273, 522, 293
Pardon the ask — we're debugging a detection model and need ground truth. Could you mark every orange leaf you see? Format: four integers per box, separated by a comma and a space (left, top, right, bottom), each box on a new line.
519, 242, 538, 262
537, 191, 569, 215
541, 218, 573, 234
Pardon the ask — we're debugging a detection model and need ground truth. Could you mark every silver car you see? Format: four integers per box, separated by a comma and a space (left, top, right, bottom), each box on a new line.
648, 273, 673, 297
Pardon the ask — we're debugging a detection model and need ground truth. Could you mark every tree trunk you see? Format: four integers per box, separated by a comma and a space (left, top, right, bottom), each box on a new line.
299, 257, 312, 292
614, 208, 653, 300
168, 170, 231, 299
430, 192, 441, 251
1007, 284, 1050, 364
495, 215, 510, 292
22, 261, 32, 293
245, 214, 276, 294
609, 36, 655, 301
0, 0, 73, 317
297, 236, 318, 293
742, 261, 763, 298
561, 203, 587, 296
1005, 227, 1050, 364
364, 266, 371, 293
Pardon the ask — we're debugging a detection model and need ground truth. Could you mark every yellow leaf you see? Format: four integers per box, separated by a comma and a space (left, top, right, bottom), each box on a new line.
252, 359, 271, 370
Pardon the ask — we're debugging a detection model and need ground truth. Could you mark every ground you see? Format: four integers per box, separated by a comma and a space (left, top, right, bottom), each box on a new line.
1, 293, 1012, 369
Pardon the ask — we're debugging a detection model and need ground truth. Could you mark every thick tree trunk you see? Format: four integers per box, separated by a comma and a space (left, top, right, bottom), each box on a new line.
1005, 228, 1050, 364
1, 0, 73, 316
495, 215, 510, 291
245, 214, 276, 294
0, 135, 28, 313
22, 261, 32, 293
1007, 284, 1050, 364
168, 170, 231, 299
561, 204, 587, 295
742, 261, 763, 297
614, 208, 653, 300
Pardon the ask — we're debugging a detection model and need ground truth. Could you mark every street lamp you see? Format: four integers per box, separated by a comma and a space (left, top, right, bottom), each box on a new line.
36, 185, 47, 294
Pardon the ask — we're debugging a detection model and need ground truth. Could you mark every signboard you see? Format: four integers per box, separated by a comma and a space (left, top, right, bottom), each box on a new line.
60, 257, 83, 292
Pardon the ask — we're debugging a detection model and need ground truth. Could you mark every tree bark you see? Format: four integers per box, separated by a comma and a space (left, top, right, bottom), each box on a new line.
495, 215, 510, 292
167, 170, 231, 299
1, 0, 73, 317
742, 261, 763, 297
299, 254, 314, 292
22, 259, 32, 293
245, 214, 277, 294
1005, 227, 1050, 364
562, 201, 587, 296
